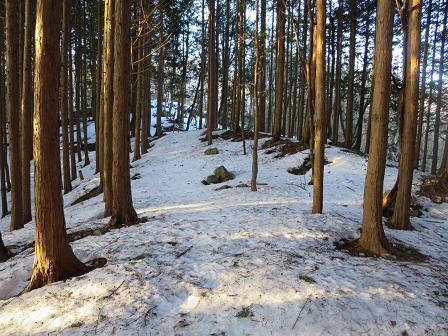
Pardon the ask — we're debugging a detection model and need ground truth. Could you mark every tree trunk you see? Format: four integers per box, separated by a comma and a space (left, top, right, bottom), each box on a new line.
133, 14, 143, 162
156, 1, 165, 137
207, 0, 217, 145
272, 0, 285, 141
312, 0, 326, 214
354, 15, 371, 151
359, 0, 394, 255
61, 0, 72, 194
107, 0, 138, 229
332, 0, 343, 145
69, 37, 78, 181
252, 0, 260, 192
26, 0, 87, 292
6, 0, 24, 230
102, 0, 115, 217
20, 0, 33, 222
0, 23, 8, 217
0, 231, 11, 262
430, 5, 447, 175
344, 0, 357, 148
415, 0, 432, 168
389, 0, 421, 230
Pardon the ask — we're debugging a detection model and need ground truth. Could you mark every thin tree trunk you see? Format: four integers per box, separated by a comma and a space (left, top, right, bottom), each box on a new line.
156, 1, 165, 137
312, 0, 326, 214
430, 5, 447, 175
332, 0, 343, 145
0, 22, 8, 218
345, 0, 357, 148
6, 0, 24, 230
207, 0, 217, 145
415, 0, 432, 168
69, 33, 77, 180
21, 0, 33, 222
102, 0, 115, 217
272, 0, 285, 141
61, 0, 72, 194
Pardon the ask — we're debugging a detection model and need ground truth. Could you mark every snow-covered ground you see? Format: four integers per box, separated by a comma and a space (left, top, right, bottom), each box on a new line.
0, 130, 447, 335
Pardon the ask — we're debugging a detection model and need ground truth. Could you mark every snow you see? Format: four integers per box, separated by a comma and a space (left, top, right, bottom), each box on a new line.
0, 130, 447, 335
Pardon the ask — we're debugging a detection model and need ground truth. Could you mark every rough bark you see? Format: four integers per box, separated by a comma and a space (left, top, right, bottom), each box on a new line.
21, 0, 33, 222
207, 0, 217, 145
156, 1, 165, 137
102, 0, 115, 217
26, 0, 87, 291
108, 0, 138, 229
389, 0, 421, 230
332, 1, 343, 145
272, 0, 285, 141
312, 0, 326, 214
344, 0, 357, 148
6, 0, 24, 230
61, 0, 72, 194
359, 0, 394, 255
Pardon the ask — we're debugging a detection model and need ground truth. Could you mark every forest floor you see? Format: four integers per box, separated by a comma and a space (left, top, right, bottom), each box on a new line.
0, 129, 447, 335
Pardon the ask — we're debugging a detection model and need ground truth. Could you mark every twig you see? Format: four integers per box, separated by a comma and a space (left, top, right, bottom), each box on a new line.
292, 295, 311, 329
100, 280, 125, 301
176, 245, 193, 258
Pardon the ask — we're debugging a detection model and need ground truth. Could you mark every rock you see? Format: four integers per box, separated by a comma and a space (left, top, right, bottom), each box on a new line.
92, 229, 102, 236
215, 185, 232, 191
235, 183, 249, 188
202, 166, 235, 185
213, 166, 234, 182
204, 147, 219, 155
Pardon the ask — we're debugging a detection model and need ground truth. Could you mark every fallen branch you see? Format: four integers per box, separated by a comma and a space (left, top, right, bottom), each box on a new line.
176, 245, 193, 258
292, 295, 311, 329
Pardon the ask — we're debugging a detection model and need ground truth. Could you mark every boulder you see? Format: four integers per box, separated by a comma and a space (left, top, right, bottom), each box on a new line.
204, 147, 219, 155
202, 166, 235, 185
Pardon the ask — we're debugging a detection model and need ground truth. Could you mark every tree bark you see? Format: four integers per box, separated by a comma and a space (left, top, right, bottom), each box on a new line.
207, 0, 217, 145
359, 0, 394, 255
102, 0, 115, 217
272, 0, 285, 141
61, 0, 72, 194
6, 0, 24, 230
430, 5, 447, 175
21, 0, 33, 222
332, 0, 343, 145
108, 0, 138, 229
389, 0, 421, 230
415, 0, 432, 168
26, 0, 87, 291
156, 1, 165, 137
344, 0, 357, 148
312, 0, 326, 214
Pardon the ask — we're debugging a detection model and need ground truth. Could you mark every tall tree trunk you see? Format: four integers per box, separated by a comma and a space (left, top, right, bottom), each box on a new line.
312, 0, 326, 214
96, 0, 103, 175
26, 0, 88, 291
0, 21, 8, 218
220, 0, 231, 130
389, 0, 421, 230
69, 33, 77, 181
259, 0, 266, 133
359, 0, 395, 255
252, 0, 260, 192
21, 0, 33, 222
61, 0, 72, 194
354, 15, 371, 151
133, 14, 143, 162
156, 1, 165, 137
332, 0, 343, 145
344, 0, 357, 148
421, 12, 439, 172
272, 0, 285, 141
6, 0, 24, 230
207, 0, 217, 145
102, 0, 115, 217
415, 0, 432, 168
430, 5, 447, 175
108, 0, 138, 228
267, 3, 276, 134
